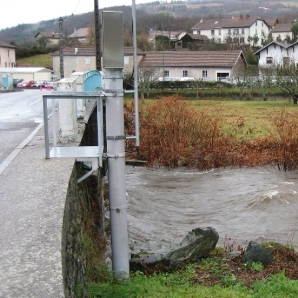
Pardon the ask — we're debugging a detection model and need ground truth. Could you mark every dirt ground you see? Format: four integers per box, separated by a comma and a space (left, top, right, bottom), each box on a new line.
192, 243, 298, 287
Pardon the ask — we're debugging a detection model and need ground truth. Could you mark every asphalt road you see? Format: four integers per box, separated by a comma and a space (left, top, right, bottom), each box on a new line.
0, 89, 52, 165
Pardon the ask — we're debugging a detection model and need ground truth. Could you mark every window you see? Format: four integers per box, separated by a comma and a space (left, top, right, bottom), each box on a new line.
242, 28, 244, 34
177, 42, 182, 46
228, 29, 231, 35
198, 30, 201, 35
211, 30, 215, 35
202, 70, 208, 77
164, 70, 169, 77
183, 70, 188, 77
219, 29, 221, 35
266, 57, 273, 64
7, 50, 9, 57
85, 57, 90, 65
233, 29, 239, 35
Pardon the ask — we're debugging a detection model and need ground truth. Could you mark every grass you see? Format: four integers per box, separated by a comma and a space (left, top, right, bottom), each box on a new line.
87, 244, 298, 297
17, 54, 53, 69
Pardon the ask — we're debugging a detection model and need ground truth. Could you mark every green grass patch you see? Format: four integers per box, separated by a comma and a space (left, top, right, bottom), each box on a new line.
17, 54, 53, 69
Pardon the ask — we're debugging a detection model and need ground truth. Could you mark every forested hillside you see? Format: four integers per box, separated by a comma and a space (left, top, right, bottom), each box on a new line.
1, 0, 298, 44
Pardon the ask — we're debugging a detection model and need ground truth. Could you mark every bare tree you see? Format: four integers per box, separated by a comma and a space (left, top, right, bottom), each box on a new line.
138, 67, 161, 99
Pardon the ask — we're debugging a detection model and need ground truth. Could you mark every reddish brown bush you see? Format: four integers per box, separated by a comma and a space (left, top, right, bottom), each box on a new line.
124, 96, 298, 171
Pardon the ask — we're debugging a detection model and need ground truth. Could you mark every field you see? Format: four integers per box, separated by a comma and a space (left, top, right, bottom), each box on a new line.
17, 54, 53, 69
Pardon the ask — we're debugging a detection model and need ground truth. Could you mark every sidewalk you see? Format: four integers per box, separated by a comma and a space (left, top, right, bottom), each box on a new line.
0, 101, 96, 297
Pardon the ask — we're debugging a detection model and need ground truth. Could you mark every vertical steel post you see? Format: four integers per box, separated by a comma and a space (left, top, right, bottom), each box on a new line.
102, 11, 129, 278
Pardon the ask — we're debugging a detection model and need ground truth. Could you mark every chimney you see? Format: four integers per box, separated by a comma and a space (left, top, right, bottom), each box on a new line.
246, 15, 250, 19
240, 15, 243, 20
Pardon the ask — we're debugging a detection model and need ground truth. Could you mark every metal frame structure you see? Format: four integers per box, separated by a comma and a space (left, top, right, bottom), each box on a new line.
43, 91, 104, 183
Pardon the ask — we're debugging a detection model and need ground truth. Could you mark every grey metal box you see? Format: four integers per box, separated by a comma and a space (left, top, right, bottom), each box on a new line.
102, 11, 124, 68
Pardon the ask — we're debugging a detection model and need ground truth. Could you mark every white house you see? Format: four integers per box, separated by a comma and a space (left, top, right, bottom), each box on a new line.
191, 15, 274, 47
0, 40, 16, 68
254, 41, 288, 68
138, 50, 247, 81
254, 40, 298, 69
270, 22, 296, 42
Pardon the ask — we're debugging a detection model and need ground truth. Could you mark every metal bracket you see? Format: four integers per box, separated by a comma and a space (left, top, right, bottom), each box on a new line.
77, 157, 99, 183
106, 152, 125, 158
106, 135, 126, 140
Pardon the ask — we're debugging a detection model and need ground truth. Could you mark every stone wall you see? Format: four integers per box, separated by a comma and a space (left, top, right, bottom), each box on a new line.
61, 108, 106, 297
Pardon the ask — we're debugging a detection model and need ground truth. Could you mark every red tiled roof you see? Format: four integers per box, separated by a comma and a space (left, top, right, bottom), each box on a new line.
139, 51, 244, 68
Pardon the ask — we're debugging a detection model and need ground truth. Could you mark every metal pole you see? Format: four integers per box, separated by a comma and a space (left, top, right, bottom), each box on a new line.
105, 69, 129, 278
59, 17, 64, 79
94, 0, 101, 71
132, 0, 140, 147
43, 96, 50, 159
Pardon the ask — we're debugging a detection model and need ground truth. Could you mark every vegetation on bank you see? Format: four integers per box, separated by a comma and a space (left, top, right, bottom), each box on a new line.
81, 96, 298, 297
125, 95, 298, 171
87, 243, 298, 297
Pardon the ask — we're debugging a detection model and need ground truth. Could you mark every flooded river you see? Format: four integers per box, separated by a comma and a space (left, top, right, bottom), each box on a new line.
125, 166, 298, 253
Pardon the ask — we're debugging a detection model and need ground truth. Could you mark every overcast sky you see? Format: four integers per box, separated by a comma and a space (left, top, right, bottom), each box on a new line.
0, 0, 146, 30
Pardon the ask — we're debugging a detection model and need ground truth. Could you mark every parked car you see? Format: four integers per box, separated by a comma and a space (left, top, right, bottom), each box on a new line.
32, 80, 47, 88
17, 80, 36, 88
44, 82, 57, 90
13, 79, 24, 88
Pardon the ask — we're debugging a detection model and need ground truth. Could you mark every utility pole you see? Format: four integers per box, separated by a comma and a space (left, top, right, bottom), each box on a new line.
94, 0, 101, 71
59, 17, 64, 79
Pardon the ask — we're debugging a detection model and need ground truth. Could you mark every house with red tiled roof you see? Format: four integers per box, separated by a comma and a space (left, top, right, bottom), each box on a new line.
270, 22, 297, 42
191, 15, 275, 47
52, 46, 146, 78
68, 28, 89, 44
139, 50, 247, 81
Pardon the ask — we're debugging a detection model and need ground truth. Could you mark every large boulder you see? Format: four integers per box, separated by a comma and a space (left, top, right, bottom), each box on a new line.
130, 227, 219, 272
243, 241, 273, 266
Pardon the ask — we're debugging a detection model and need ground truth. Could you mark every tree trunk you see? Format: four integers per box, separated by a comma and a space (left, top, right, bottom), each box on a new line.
293, 95, 298, 105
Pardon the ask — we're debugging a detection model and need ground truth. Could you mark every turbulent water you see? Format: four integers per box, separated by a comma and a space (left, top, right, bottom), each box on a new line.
125, 166, 298, 253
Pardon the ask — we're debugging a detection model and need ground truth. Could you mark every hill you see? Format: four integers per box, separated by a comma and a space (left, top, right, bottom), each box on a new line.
1, 0, 298, 44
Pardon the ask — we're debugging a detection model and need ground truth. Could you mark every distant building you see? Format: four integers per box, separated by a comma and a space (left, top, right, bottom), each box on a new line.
68, 28, 89, 44
139, 50, 247, 81
191, 15, 276, 47
0, 40, 16, 68
52, 46, 145, 78
270, 22, 297, 42
35, 32, 64, 45
174, 33, 209, 50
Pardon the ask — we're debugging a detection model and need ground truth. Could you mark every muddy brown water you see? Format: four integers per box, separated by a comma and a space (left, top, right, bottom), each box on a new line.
125, 166, 298, 254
